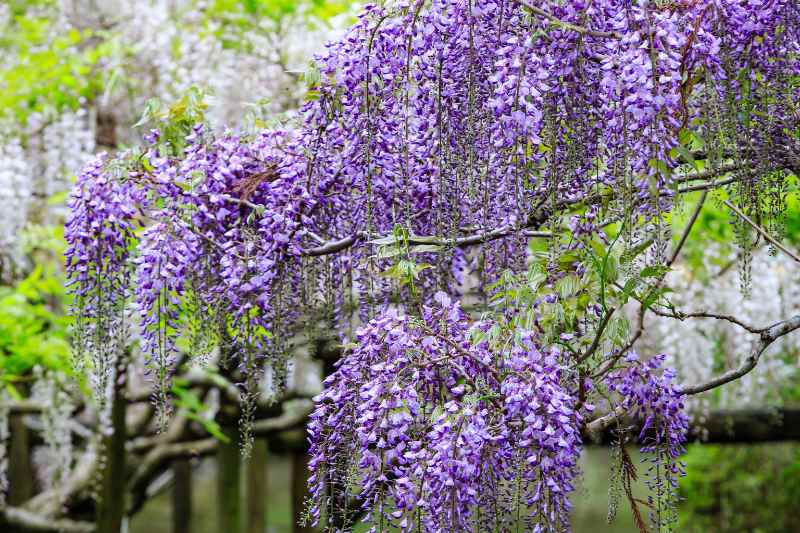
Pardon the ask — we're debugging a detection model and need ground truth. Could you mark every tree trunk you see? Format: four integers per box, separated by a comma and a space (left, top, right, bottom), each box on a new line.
172, 458, 192, 533
246, 438, 268, 533
291, 448, 312, 533
96, 361, 127, 533
218, 424, 242, 533
8, 414, 35, 506
95, 109, 118, 150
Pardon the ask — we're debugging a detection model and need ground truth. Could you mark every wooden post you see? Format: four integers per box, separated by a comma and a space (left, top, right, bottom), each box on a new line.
7, 414, 35, 506
291, 447, 312, 533
96, 361, 127, 533
246, 438, 268, 533
218, 424, 242, 533
173, 458, 192, 533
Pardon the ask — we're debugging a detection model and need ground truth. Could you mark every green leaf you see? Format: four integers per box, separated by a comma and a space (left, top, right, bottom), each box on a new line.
643, 286, 674, 309
648, 158, 672, 178
606, 315, 630, 346
558, 251, 580, 269
172, 381, 231, 442
241, 0, 259, 14
620, 237, 655, 265
640, 265, 670, 279
409, 244, 443, 254
603, 254, 619, 284
556, 275, 581, 299
617, 277, 639, 305
375, 245, 403, 259
370, 235, 400, 246
527, 271, 546, 292
134, 98, 161, 128
672, 144, 701, 172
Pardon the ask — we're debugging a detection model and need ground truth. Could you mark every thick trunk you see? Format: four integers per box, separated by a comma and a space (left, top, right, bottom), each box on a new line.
245, 438, 268, 533
8, 413, 35, 506
217, 424, 242, 533
95, 362, 127, 533
172, 458, 192, 533
291, 448, 312, 533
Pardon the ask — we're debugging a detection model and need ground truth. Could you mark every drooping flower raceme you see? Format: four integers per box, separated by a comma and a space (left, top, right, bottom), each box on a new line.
31, 369, 75, 489
65, 154, 144, 410
135, 216, 202, 428
604, 353, 689, 531
308, 294, 583, 532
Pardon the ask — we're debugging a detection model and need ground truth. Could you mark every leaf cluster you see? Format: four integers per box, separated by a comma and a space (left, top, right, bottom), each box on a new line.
0, 265, 72, 396
0, 6, 110, 124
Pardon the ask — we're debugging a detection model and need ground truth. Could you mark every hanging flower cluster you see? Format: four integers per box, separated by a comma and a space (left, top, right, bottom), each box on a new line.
65, 154, 144, 409
64, 124, 318, 448
604, 352, 689, 531
296, 0, 799, 287
63, 0, 799, 526
308, 293, 583, 532
0, 138, 31, 278
135, 216, 202, 427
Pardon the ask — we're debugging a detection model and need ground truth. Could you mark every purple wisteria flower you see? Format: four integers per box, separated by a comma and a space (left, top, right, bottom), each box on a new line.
604, 352, 689, 530
65, 153, 144, 408
308, 294, 582, 532
64, 0, 799, 525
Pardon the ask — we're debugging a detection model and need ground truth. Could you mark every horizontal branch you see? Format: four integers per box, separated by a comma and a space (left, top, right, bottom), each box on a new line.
516, 0, 620, 38
679, 314, 800, 395
449, 225, 552, 246
677, 175, 738, 193
650, 307, 763, 334
675, 162, 793, 193
303, 232, 367, 256
673, 163, 743, 184
585, 404, 628, 437
216, 193, 265, 213
0, 506, 94, 533
301, 227, 534, 257
302, 215, 553, 257
587, 407, 800, 445
127, 370, 240, 405
0, 400, 46, 414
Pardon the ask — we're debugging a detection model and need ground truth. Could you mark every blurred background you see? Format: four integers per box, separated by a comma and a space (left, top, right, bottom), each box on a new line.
1, 1, 799, 532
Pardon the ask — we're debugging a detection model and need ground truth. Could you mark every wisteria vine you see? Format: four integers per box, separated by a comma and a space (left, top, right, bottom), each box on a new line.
64, 0, 799, 530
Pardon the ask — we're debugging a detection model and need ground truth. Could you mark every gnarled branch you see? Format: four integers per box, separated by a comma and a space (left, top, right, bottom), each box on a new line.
0, 506, 94, 533
679, 314, 800, 395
